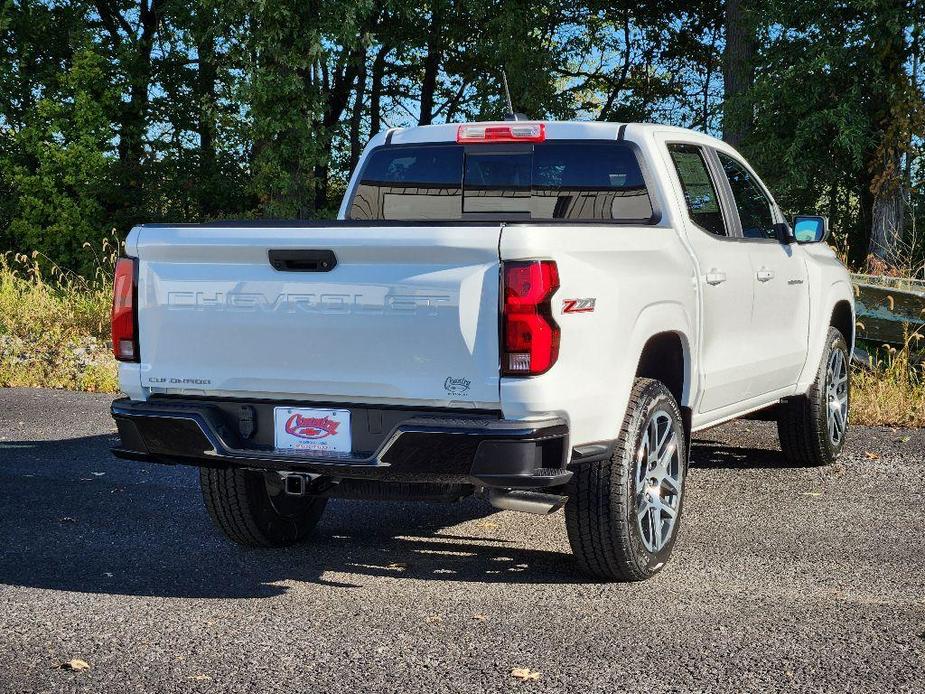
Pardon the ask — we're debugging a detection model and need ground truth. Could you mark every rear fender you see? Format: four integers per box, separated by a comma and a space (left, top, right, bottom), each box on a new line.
613, 302, 695, 425
796, 278, 854, 393
589, 301, 694, 446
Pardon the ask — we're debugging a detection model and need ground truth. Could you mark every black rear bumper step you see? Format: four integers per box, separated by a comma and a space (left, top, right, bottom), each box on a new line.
111, 398, 572, 490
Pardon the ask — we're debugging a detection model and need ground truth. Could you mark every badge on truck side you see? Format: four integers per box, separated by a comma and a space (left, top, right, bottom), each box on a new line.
562, 298, 596, 314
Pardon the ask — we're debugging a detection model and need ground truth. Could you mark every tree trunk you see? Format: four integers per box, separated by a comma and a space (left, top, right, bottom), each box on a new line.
349, 54, 367, 174
866, 0, 913, 269
196, 16, 218, 218
94, 0, 163, 222
119, 2, 160, 166
869, 160, 905, 267
599, 11, 632, 121
313, 45, 364, 213
369, 45, 389, 138
904, 0, 921, 206
418, 2, 443, 126
722, 0, 756, 146
858, 176, 876, 268
699, 27, 721, 132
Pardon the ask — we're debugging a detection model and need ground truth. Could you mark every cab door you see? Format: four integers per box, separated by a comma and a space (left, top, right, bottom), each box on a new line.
711, 150, 810, 396
660, 141, 756, 413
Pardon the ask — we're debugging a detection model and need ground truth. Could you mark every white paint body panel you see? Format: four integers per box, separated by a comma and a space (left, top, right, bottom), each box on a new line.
129, 224, 503, 408
121, 120, 854, 454
498, 223, 696, 446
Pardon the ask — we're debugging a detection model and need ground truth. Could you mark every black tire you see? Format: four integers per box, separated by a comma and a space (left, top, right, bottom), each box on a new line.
776, 326, 850, 466
565, 378, 688, 582
199, 467, 327, 547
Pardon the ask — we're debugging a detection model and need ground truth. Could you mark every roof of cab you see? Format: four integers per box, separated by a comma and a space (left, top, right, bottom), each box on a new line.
378, 120, 730, 151
385, 120, 623, 145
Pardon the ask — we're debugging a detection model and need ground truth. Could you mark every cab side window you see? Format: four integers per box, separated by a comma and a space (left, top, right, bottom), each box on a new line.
667, 144, 726, 237
717, 153, 776, 240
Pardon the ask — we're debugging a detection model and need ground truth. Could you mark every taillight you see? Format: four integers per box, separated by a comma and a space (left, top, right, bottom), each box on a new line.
111, 257, 138, 362
502, 260, 560, 375
457, 122, 545, 143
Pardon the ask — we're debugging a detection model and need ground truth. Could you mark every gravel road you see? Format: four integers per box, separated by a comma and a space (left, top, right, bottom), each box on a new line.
0, 387, 923, 693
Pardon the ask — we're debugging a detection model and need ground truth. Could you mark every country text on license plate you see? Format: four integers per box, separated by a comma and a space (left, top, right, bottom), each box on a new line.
273, 407, 352, 453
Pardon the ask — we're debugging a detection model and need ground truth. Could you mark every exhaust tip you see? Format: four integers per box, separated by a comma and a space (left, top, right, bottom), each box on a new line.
488, 489, 568, 515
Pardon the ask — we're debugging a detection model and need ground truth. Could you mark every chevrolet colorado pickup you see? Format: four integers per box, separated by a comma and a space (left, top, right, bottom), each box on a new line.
110, 121, 854, 581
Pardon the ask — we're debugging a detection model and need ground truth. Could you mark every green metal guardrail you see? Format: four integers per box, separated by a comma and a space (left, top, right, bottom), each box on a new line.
851, 273, 925, 345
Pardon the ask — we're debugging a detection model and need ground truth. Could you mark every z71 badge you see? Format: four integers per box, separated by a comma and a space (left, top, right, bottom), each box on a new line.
562, 298, 596, 314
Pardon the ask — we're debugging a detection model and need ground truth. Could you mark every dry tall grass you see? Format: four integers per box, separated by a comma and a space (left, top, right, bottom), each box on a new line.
851, 330, 925, 427
0, 245, 118, 392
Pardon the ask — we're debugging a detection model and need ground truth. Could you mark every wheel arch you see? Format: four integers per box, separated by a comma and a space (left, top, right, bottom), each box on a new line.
796, 278, 855, 393
625, 302, 695, 443
830, 299, 854, 351
635, 331, 689, 408
627, 301, 694, 402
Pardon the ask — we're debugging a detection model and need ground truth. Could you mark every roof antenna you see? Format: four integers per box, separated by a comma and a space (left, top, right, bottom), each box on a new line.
500, 70, 528, 121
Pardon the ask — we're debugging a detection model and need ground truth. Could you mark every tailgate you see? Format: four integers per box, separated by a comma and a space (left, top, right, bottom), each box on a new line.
133, 224, 502, 407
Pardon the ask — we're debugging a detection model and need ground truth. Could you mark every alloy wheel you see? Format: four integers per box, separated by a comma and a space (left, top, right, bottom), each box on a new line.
826, 347, 849, 446
634, 410, 683, 553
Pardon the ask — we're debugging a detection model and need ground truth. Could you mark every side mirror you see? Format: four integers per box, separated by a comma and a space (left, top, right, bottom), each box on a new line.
792, 215, 829, 244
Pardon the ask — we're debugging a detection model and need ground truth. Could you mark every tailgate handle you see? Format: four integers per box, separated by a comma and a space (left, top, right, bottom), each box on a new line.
268, 249, 337, 272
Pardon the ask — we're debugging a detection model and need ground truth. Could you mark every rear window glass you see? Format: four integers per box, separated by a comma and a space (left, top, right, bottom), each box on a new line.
668, 144, 726, 236
347, 142, 653, 222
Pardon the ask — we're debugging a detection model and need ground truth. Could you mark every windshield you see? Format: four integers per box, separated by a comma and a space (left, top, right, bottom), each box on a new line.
347, 142, 653, 222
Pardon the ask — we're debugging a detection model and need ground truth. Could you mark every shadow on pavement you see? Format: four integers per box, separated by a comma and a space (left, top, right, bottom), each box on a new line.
689, 440, 796, 469
0, 434, 587, 600
0, 428, 794, 598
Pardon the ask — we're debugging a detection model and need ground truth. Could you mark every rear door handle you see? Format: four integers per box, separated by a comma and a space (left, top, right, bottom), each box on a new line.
268, 249, 337, 272
705, 270, 727, 286
756, 269, 775, 282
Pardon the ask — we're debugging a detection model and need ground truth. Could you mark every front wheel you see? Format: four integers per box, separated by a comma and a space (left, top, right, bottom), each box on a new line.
777, 326, 850, 466
565, 378, 688, 582
199, 467, 327, 547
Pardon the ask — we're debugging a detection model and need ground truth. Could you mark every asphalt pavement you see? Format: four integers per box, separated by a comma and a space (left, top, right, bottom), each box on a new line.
0, 387, 923, 693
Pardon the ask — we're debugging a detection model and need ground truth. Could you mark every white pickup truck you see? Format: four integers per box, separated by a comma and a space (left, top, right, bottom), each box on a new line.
110, 121, 854, 581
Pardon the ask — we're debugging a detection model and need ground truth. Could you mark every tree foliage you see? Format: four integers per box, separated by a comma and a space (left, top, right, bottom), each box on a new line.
744, 0, 925, 267
0, 0, 922, 274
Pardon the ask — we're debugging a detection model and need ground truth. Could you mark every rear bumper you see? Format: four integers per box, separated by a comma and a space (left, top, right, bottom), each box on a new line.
110, 398, 572, 489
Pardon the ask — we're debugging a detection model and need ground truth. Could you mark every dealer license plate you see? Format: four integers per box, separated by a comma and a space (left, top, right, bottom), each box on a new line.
273, 407, 352, 453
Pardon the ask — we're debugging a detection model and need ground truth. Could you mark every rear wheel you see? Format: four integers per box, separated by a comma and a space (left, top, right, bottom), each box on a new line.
199, 467, 327, 547
777, 326, 850, 466
566, 378, 687, 581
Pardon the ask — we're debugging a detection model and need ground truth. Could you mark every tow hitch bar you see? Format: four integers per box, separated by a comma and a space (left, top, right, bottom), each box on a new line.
283, 474, 307, 496
279, 472, 329, 497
